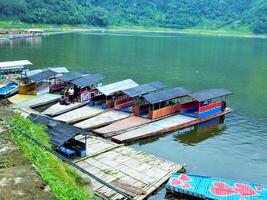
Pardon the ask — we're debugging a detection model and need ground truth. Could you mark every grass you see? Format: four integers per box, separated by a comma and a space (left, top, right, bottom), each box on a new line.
5, 113, 94, 200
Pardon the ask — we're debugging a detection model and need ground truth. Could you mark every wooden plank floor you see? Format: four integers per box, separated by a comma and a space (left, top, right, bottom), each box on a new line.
112, 109, 232, 143
54, 106, 105, 124
75, 136, 183, 200
12, 93, 61, 109
42, 101, 88, 117
74, 110, 131, 130
94, 116, 151, 138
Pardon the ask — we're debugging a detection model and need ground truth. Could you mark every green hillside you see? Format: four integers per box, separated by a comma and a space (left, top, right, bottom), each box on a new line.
0, 0, 266, 33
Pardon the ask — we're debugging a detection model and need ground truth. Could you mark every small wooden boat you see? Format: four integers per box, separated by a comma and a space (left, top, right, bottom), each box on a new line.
0, 81, 19, 98
166, 173, 267, 199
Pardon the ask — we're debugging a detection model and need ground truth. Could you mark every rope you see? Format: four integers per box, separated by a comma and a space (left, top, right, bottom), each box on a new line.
0, 118, 134, 200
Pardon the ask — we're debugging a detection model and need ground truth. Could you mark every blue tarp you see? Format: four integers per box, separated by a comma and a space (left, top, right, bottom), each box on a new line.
190, 88, 232, 102
143, 87, 191, 104
167, 173, 267, 200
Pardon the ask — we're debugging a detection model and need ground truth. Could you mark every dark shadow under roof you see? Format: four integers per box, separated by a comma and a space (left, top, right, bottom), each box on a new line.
189, 88, 232, 102
143, 87, 191, 104
28, 113, 89, 147
58, 72, 86, 82
122, 81, 166, 97
28, 69, 57, 82
71, 73, 105, 88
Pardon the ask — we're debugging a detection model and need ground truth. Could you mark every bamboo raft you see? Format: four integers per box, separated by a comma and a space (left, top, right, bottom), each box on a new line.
12, 93, 61, 109
42, 101, 88, 117
93, 116, 151, 138
74, 110, 131, 130
112, 108, 232, 143
75, 136, 183, 200
54, 106, 105, 124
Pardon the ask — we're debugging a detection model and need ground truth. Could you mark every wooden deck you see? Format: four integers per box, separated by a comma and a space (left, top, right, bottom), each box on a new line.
42, 101, 88, 117
74, 110, 131, 130
112, 108, 232, 143
75, 136, 183, 200
54, 106, 105, 124
12, 93, 61, 109
94, 116, 151, 138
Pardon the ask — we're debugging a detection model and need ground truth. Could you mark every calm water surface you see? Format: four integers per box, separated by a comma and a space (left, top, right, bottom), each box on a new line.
1, 32, 266, 198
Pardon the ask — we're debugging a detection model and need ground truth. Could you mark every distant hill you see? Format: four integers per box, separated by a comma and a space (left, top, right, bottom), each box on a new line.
0, 0, 266, 33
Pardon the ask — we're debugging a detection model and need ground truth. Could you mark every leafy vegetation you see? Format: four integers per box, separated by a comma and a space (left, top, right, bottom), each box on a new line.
0, 0, 266, 33
7, 114, 94, 200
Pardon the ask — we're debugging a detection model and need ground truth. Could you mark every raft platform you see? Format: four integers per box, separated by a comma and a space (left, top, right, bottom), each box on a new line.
93, 116, 151, 138
12, 93, 61, 109
54, 106, 105, 124
166, 173, 267, 200
75, 136, 183, 200
42, 101, 88, 117
74, 110, 131, 130
112, 108, 232, 143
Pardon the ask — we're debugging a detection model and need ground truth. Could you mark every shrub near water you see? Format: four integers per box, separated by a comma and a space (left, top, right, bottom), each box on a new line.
8, 114, 94, 200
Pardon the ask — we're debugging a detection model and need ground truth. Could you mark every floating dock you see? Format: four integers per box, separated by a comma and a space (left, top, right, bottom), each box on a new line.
54, 106, 105, 124
8, 94, 35, 104
166, 173, 267, 199
94, 116, 151, 138
75, 136, 183, 200
42, 101, 88, 117
12, 93, 61, 109
112, 108, 232, 143
74, 110, 131, 130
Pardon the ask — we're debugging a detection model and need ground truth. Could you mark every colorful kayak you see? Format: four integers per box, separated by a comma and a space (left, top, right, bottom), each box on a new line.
166, 173, 267, 200
0, 82, 19, 98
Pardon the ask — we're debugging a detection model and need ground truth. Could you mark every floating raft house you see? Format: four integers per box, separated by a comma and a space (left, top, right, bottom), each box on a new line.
181, 88, 232, 118
0, 60, 32, 74
140, 87, 191, 119
166, 173, 267, 200
92, 79, 139, 109
114, 81, 166, 112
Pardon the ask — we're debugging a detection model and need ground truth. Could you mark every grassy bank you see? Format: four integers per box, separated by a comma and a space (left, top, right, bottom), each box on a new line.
0, 20, 266, 38
1, 110, 94, 200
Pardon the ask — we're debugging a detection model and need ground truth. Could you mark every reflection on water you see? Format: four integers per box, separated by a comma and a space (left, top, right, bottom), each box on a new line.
0, 36, 42, 47
174, 117, 226, 146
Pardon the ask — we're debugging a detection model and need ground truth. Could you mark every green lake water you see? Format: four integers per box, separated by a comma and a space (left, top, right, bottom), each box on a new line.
1, 32, 266, 198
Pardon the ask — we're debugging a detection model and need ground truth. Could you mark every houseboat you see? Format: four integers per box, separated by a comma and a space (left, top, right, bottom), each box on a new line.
166, 173, 267, 199
0, 81, 19, 98
114, 81, 166, 112
90, 79, 139, 109
0, 60, 32, 75
138, 87, 191, 119
180, 88, 232, 118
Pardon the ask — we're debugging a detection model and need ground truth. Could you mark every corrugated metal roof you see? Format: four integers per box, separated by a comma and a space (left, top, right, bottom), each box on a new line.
28, 113, 89, 147
48, 67, 69, 74
0, 60, 32, 69
143, 87, 191, 104
122, 81, 166, 97
189, 88, 232, 102
96, 79, 139, 96
71, 73, 105, 88
58, 72, 87, 82
28, 69, 57, 82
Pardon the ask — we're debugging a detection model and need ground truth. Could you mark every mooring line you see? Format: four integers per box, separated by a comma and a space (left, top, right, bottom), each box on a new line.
0, 118, 134, 200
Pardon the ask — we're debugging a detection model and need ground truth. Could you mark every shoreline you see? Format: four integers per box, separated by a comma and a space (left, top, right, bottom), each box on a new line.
1, 25, 266, 39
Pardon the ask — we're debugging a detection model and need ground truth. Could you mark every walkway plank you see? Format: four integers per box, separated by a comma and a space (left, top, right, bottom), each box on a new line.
112, 109, 232, 143
75, 136, 182, 200
54, 106, 105, 124
42, 101, 88, 117
93, 116, 150, 138
74, 110, 131, 130
12, 93, 60, 109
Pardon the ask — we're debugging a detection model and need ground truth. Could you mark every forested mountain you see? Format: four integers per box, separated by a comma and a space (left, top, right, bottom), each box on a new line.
0, 0, 266, 33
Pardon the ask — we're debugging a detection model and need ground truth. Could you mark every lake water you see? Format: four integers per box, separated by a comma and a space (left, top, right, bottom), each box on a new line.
1, 32, 267, 198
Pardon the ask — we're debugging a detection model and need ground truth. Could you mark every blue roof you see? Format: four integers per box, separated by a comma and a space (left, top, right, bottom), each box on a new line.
58, 72, 86, 82
122, 81, 166, 97
28, 69, 57, 82
71, 73, 105, 88
143, 87, 190, 104
166, 173, 267, 199
189, 88, 232, 102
